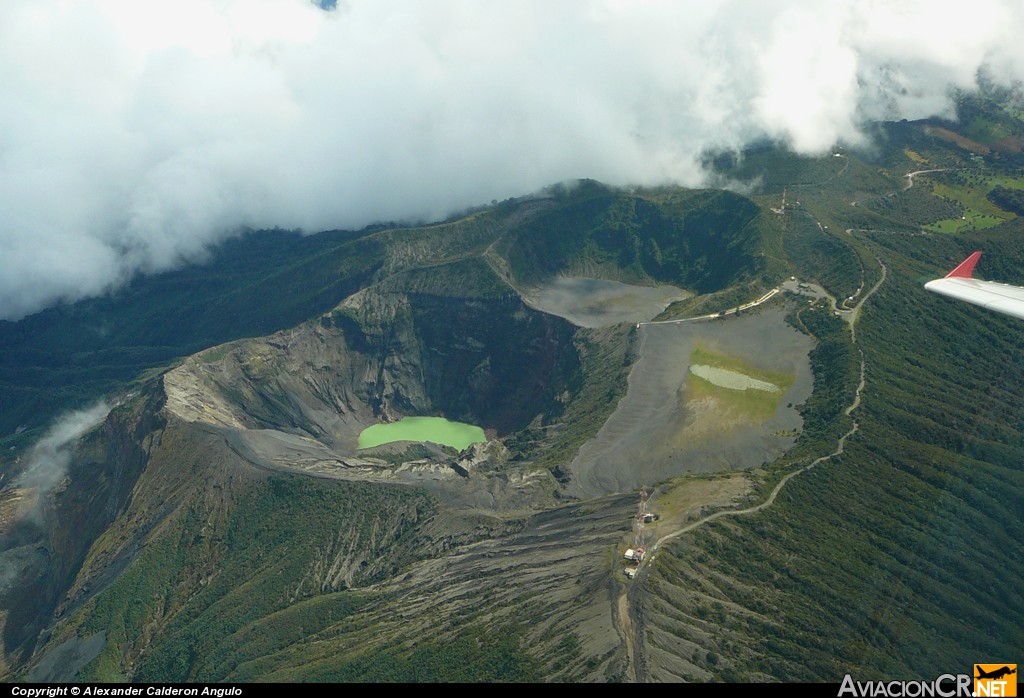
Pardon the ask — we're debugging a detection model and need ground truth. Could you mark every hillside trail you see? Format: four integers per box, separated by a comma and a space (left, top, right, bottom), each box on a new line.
615, 249, 884, 683
845, 258, 887, 343
904, 168, 950, 190
637, 288, 780, 326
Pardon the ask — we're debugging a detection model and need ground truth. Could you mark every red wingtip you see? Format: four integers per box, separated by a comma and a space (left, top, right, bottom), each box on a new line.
946, 251, 982, 279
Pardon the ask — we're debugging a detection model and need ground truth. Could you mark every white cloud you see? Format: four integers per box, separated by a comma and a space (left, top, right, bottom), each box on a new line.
15, 402, 111, 497
1, 0, 1022, 319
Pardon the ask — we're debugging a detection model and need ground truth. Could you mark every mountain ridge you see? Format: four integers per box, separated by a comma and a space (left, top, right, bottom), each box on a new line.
4, 97, 1024, 681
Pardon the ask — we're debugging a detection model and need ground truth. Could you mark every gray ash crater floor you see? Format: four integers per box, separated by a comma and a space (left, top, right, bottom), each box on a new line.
524, 277, 690, 328
567, 308, 813, 496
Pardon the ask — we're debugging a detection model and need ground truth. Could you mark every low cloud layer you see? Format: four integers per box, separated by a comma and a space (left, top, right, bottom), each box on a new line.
2, 0, 1023, 319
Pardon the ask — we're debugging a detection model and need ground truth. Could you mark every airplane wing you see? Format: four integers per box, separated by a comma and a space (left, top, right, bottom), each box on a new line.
924, 251, 1024, 320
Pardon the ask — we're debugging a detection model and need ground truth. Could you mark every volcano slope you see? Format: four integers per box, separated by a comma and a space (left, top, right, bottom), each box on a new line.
568, 310, 813, 496
630, 98, 1024, 682
1, 182, 790, 681
4, 99, 1023, 681
634, 234, 1024, 682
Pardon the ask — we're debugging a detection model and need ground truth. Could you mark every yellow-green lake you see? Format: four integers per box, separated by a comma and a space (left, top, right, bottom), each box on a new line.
357, 416, 486, 451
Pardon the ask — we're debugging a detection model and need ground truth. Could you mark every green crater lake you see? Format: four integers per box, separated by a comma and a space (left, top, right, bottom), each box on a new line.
357, 417, 487, 451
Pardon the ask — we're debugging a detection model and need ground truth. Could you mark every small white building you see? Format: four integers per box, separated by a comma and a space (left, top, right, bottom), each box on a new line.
624, 548, 645, 562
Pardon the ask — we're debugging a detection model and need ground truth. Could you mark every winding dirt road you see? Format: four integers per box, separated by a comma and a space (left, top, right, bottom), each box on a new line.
645, 357, 865, 560
615, 250, 885, 682
904, 168, 949, 190
845, 258, 887, 343
638, 288, 781, 327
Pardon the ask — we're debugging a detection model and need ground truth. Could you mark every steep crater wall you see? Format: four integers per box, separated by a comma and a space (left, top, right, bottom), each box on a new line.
166, 283, 580, 453
495, 185, 766, 293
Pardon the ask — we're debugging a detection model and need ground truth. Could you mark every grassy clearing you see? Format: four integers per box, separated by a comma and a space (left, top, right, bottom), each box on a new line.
684, 344, 794, 422
647, 473, 752, 536
903, 148, 927, 164
193, 344, 233, 365
924, 177, 1021, 233
962, 116, 1012, 146
925, 210, 1006, 234
927, 126, 990, 154
987, 175, 1024, 190
932, 182, 1011, 218
689, 344, 792, 385
686, 376, 782, 421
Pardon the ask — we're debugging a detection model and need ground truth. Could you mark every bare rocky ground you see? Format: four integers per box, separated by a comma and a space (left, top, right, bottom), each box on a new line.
216, 422, 552, 511
25, 632, 105, 682
523, 277, 690, 328
567, 307, 813, 497
298, 492, 643, 682
11, 275, 816, 681
162, 281, 812, 508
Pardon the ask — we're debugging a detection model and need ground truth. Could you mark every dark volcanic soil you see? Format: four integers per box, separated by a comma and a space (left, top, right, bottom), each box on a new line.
524, 277, 689, 328
567, 308, 813, 496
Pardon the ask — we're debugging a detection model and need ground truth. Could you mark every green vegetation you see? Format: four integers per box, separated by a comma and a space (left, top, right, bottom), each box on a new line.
645, 239, 1024, 679
921, 172, 1024, 233
781, 212, 863, 302
925, 175, 1016, 233
514, 324, 634, 474
66, 476, 438, 682
955, 90, 1024, 156
987, 184, 1024, 215
961, 115, 1012, 146
642, 92, 1024, 680
709, 147, 850, 192
241, 626, 541, 683
689, 344, 791, 386
497, 182, 773, 293
902, 148, 927, 164
861, 186, 963, 229
357, 416, 486, 450
0, 228, 384, 439
9, 91, 1024, 684
655, 279, 768, 320
685, 344, 794, 422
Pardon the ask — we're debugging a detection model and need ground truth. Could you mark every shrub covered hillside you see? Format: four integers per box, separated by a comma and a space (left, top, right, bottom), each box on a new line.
639, 118, 1024, 681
